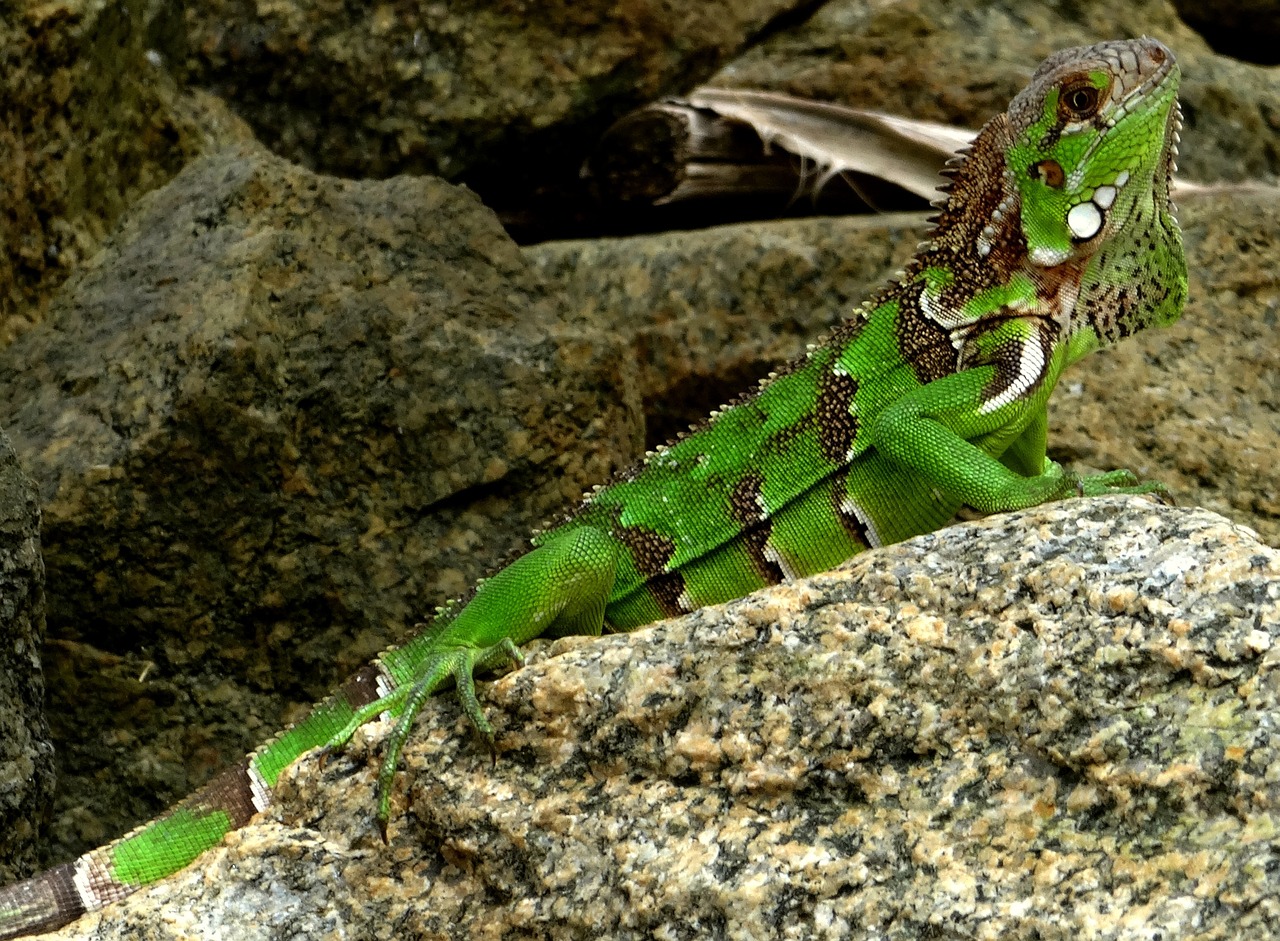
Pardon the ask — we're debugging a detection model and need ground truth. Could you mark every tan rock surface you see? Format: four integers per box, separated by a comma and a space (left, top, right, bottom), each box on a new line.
37, 499, 1280, 939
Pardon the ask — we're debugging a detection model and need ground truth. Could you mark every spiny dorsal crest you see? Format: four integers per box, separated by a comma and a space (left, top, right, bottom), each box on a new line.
553, 39, 1184, 529
904, 38, 1182, 336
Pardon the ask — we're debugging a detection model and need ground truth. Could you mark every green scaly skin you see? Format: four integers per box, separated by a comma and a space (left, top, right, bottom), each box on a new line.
0, 38, 1186, 938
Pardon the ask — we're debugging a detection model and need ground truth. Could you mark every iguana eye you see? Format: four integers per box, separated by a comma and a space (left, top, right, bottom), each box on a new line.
1060, 82, 1101, 118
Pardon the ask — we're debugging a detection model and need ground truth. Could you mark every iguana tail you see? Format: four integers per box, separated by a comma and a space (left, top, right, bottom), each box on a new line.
0, 656, 401, 938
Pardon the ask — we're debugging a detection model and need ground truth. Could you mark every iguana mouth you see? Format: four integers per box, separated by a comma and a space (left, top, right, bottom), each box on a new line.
1122, 44, 1182, 208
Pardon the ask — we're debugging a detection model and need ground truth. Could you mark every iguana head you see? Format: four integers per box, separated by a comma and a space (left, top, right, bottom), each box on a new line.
1007, 38, 1181, 266
916, 38, 1186, 359
1003, 38, 1187, 356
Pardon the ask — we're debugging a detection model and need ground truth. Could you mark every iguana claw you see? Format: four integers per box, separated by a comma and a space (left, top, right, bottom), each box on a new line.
346, 637, 527, 835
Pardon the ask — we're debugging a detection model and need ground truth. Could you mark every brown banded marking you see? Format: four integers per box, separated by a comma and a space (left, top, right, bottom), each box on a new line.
4, 658, 405, 935
73, 854, 132, 915
615, 524, 690, 615
895, 280, 960, 385
760, 410, 816, 456
0, 863, 85, 934
907, 114, 1029, 297
727, 473, 787, 584
965, 317, 1059, 416
547, 300, 874, 542
815, 366, 859, 464
831, 472, 882, 550
73, 776, 251, 917
342, 662, 393, 711
192, 764, 266, 827
823, 306, 870, 350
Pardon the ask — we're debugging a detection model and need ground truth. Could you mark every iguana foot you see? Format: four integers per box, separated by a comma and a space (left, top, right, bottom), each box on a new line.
1072, 469, 1175, 504
322, 636, 525, 837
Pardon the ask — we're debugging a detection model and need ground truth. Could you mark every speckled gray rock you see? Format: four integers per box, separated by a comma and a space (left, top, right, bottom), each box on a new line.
528, 188, 1280, 547
181, 0, 814, 180
710, 0, 1280, 185
0, 145, 642, 866
0, 0, 253, 344
0, 429, 50, 884
37, 498, 1280, 940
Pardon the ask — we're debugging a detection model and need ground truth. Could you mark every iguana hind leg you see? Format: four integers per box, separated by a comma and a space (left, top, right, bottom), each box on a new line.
325, 525, 620, 829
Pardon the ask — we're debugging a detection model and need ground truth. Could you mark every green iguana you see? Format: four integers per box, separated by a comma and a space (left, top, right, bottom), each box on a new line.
0, 37, 1186, 938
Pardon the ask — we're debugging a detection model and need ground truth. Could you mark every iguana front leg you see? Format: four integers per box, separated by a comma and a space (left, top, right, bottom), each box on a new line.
996, 398, 1168, 502
871, 356, 1165, 514
997, 404, 1048, 479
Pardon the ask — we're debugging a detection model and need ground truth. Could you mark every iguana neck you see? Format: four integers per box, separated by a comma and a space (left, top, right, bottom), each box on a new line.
905, 113, 1030, 302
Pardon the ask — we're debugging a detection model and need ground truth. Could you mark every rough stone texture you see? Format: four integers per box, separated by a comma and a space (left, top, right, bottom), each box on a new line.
2, 2, 1275, 908
528, 188, 1280, 547
0, 145, 642, 865
181, 0, 814, 181
0, 430, 50, 885
10, 164, 1266, 897
709, 0, 1280, 186
0, 0, 253, 345
525, 212, 927, 446
35, 499, 1280, 940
